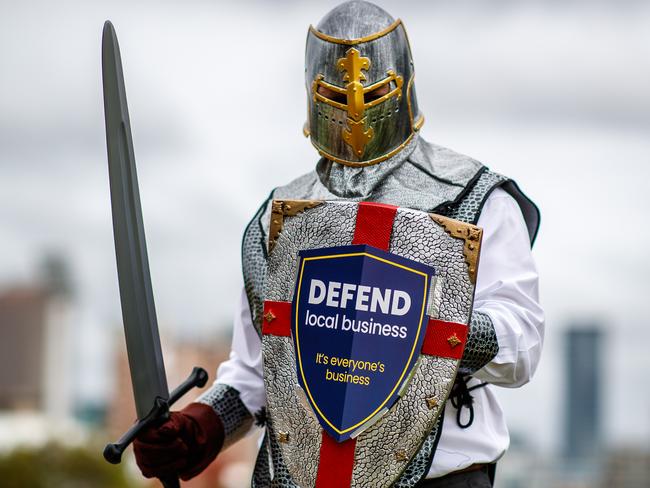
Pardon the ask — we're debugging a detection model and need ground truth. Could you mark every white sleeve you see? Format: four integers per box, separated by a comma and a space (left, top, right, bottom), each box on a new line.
214, 286, 266, 415
471, 187, 545, 387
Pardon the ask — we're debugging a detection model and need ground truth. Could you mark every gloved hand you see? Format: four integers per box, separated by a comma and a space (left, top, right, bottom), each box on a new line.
133, 402, 225, 481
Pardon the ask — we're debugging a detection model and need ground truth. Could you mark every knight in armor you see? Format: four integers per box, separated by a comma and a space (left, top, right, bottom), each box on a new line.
133, 2, 544, 486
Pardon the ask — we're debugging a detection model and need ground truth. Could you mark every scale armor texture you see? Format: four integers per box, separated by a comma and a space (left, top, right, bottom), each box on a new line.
196, 383, 253, 448
203, 135, 537, 486
439, 168, 507, 224
242, 197, 273, 340
252, 418, 297, 488
250, 416, 444, 488
392, 412, 444, 488
458, 311, 498, 375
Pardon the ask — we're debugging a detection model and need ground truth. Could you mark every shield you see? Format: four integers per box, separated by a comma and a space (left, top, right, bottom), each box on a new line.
292, 244, 434, 442
261, 199, 482, 487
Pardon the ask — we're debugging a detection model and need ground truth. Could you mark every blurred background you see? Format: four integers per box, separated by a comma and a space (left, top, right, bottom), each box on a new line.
1, 0, 649, 486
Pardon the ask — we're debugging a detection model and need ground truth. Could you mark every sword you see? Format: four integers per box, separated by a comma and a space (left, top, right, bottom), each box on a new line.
101, 20, 208, 488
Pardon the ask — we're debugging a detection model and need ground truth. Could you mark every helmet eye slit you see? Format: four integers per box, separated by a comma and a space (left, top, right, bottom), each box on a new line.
317, 85, 348, 105
364, 82, 392, 103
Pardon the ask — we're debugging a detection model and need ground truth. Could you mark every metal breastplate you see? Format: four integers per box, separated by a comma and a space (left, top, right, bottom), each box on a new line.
243, 137, 538, 487
262, 200, 480, 488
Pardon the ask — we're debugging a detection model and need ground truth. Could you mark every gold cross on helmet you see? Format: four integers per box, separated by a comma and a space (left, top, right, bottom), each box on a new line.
312, 48, 403, 157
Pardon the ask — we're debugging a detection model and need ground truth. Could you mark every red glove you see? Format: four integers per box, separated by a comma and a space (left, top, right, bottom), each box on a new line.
133, 402, 224, 481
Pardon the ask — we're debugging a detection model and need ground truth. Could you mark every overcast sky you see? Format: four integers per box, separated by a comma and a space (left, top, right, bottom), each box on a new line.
1, 0, 649, 454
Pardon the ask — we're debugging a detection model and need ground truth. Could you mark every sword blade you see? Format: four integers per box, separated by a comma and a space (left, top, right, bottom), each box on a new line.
102, 20, 169, 419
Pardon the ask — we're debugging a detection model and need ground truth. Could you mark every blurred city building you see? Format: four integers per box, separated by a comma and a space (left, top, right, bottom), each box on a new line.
603, 450, 650, 488
0, 255, 73, 415
0, 251, 257, 485
564, 327, 602, 465
0, 255, 82, 451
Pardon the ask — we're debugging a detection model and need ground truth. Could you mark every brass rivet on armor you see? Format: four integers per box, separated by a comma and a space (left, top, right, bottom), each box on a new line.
425, 396, 439, 409
429, 214, 482, 285
394, 449, 408, 462
264, 311, 276, 323
447, 334, 462, 348
286, 205, 292, 211
278, 431, 290, 443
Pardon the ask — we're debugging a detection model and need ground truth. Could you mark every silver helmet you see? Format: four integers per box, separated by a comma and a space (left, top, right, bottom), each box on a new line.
305, 1, 423, 167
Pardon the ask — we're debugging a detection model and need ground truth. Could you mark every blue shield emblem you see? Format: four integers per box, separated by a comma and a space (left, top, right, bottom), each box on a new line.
292, 244, 435, 442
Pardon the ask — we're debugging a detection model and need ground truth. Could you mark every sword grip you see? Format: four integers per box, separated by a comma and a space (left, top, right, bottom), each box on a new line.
103, 367, 209, 465
160, 476, 181, 488
103, 395, 169, 464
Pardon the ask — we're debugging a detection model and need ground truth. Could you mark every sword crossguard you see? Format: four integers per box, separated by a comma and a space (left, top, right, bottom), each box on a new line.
103, 367, 209, 465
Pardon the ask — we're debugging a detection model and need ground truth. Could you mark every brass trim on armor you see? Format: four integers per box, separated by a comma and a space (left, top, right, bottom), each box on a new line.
425, 396, 439, 409
364, 70, 404, 109
406, 74, 424, 133
268, 200, 323, 253
343, 118, 374, 157
314, 76, 347, 95
394, 449, 408, 462
278, 431, 290, 443
313, 75, 347, 111
406, 75, 415, 130
430, 214, 483, 284
447, 334, 462, 348
302, 122, 310, 137
308, 19, 403, 46
314, 130, 417, 167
